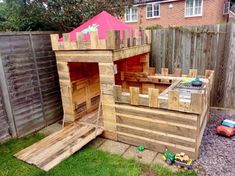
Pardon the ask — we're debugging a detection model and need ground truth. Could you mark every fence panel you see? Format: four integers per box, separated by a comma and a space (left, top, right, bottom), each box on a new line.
0, 32, 62, 139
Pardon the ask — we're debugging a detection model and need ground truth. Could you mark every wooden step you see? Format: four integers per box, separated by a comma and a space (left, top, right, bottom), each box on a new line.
14, 123, 103, 171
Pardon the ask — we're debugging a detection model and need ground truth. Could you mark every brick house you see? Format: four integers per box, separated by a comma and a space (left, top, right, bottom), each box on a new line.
124, 0, 229, 29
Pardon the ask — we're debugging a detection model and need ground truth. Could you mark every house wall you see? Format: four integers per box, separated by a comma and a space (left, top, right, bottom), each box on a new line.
126, 0, 228, 29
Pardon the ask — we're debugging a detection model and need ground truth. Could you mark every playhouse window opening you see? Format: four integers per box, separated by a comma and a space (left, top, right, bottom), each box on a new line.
114, 55, 172, 96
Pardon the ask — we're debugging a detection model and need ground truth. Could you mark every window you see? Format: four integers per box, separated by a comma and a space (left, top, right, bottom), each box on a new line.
146, 3, 160, 18
125, 7, 138, 22
185, 0, 203, 17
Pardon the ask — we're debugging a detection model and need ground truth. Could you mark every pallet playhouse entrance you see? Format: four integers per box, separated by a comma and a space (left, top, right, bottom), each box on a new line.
15, 11, 214, 171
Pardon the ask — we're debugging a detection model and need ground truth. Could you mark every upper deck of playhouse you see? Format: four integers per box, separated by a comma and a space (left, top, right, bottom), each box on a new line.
50, 30, 151, 62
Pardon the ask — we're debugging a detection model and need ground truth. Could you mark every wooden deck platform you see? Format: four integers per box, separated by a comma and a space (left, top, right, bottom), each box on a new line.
14, 111, 103, 171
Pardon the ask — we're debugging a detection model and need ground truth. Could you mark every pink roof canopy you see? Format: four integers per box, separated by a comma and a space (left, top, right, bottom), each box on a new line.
63, 11, 133, 41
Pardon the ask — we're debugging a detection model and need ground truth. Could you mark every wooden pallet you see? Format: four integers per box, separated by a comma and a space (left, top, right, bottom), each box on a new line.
14, 122, 103, 171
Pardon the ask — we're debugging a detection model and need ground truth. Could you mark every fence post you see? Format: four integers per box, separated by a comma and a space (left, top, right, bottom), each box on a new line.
29, 33, 47, 125
0, 55, 17, 137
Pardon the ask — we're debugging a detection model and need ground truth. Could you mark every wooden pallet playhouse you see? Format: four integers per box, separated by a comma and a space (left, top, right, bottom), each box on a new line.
51, 27, 214, 159
15, 12, 214, 171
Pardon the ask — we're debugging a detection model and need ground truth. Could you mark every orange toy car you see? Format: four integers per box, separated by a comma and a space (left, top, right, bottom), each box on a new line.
216, 125, 235, 137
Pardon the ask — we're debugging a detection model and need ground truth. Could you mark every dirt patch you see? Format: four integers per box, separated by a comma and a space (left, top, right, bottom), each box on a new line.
193, 112, 235, 176
141, 164, 158, 176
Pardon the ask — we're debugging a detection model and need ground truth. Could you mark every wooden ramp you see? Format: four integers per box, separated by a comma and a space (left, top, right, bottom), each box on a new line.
14, 122, 103, 171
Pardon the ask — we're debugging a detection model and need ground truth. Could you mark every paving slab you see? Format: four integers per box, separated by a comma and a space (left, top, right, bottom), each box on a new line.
39, 122, 62, 136
152, 153, 178, 172
88, 137, 106, 148
99, 140, 130, 155
123, 146, 157, 164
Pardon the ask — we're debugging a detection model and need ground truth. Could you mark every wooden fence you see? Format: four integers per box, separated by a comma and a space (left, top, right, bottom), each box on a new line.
151, 22, 235, 109
0, 32, 63, 142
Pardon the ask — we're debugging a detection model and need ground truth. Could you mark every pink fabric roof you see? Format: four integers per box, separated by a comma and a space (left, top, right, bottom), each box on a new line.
62, 11, 133, 41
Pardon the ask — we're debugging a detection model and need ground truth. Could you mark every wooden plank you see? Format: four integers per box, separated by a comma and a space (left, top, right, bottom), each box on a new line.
148, 88, 159, 108
113, 45, 150, 61
129, 87, 139, 105
115, 104, 198, 126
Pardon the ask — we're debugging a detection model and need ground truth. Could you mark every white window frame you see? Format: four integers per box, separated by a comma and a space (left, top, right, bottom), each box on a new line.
185, 0, 203, 17
146, 3, 161, 19
125, 6, 138, 23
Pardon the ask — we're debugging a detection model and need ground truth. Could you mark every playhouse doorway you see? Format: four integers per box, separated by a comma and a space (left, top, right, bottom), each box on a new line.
68, 62, 101, 121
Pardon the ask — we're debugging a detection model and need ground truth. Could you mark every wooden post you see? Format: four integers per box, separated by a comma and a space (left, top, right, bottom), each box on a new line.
29, 33, 47, 125
90, 31, 99, 49
189, 69, 198, 77
130, 87, 139, 105
191, 93, 203, 114
122, 30, 128, 48
135, 29, 141, 45
161, 68, 169, 76
50, 34, 59, 50
174, 68, 182, 77
106, 30, 120, 49
129, 30, 134, 47
63, 33, 71, 50
168, 90, 179, 110
113, 85, 122, 102
148, 88, 159, 108
99, 62, 117, 140
0, 55, 17, 137
76, 32, 83, 49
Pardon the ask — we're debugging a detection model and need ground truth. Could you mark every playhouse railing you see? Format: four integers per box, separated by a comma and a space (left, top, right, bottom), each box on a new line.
50, 30, 151, 51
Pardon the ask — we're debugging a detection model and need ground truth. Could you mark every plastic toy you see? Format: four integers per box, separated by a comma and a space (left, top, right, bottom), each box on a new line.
136, 146, 145, 159
216, 119, 235, 137
216, 125, 235, 137
191, 77, 203, 87
221, 119, 235, 128
174, 152, 193, 170
162, 150, 193, 169
162, 150, 175, 165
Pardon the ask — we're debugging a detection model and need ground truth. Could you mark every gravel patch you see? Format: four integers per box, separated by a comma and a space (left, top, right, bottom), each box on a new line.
193, 112, 235, 176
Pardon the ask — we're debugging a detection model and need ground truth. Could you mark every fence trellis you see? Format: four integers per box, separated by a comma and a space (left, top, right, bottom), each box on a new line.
151, 23, 235, 109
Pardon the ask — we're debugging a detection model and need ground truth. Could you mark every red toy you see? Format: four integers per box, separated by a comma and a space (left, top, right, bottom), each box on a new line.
216, 125, 235, 137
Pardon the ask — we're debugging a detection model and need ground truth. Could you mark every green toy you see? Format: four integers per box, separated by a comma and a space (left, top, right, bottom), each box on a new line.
137, 146, 145, 152
162, 149, 175, 165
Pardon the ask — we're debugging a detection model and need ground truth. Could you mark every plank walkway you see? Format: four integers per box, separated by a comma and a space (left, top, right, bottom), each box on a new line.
14, 121, 103, 171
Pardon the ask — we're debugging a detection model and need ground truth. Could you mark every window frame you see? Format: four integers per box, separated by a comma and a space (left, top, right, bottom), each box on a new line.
185, 0, 203, 17
125, 6, 138, 23
146, 2, 161, 19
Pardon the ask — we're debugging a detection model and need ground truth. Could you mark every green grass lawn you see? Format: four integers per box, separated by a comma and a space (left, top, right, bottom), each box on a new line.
0, 133, 197, 176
